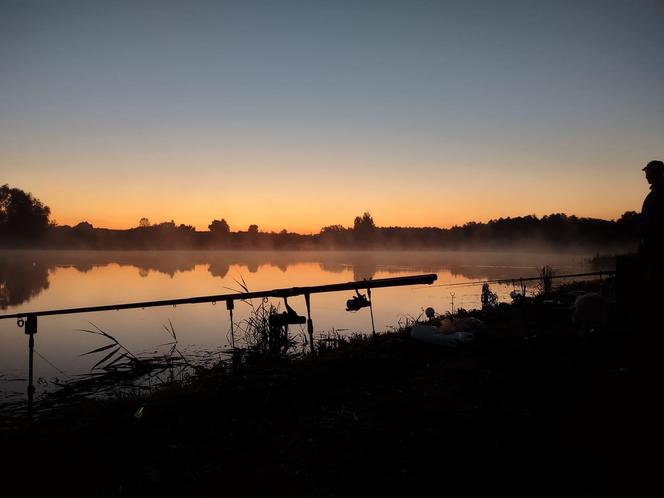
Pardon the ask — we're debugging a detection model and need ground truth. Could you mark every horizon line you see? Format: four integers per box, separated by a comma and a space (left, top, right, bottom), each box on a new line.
53, 210, 634, 234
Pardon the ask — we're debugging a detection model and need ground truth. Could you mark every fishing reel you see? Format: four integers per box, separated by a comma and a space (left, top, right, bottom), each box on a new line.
346, 290, 371, 312
269, 297, 306, 328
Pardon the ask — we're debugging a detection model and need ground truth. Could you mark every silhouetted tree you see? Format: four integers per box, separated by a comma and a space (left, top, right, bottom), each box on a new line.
353, 212, 375, 231
319, 224, 350, 247
320, 224, 346, 234
74, 221, 94, 231
209, 218, 230, 234
618, 211, 639, 223
0, 184, 51, 241
353, 212, 376, 245
0, 184, 641, 250
616, 210, 640, 241
156, 220, 176, 230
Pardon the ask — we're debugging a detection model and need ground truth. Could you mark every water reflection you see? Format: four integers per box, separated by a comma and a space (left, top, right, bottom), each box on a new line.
0, 252, 50, 309
0, 249, 602, 310
0, 249, 607, 396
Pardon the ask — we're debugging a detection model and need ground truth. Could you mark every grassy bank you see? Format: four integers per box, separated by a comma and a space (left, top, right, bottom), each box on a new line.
0, 286, 655, 497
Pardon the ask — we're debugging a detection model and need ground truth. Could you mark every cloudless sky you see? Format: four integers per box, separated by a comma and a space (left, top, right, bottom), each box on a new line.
1, 0, 663, 232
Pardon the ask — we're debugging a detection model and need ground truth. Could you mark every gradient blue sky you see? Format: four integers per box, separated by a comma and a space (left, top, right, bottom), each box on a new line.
1, 0, 663, 232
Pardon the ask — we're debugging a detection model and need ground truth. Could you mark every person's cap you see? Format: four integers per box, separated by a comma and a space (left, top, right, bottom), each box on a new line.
643, 160, 664, 173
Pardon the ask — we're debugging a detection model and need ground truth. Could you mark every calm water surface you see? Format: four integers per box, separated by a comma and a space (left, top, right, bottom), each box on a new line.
0, 250, 602, 399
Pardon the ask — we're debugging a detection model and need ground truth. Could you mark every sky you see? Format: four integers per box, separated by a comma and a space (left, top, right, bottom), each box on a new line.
1, 0, 663, 233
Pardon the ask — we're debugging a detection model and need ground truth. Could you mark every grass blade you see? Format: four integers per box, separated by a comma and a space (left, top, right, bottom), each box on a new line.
87, 321, 117, 342
91, 347, 120, 370
103, 352, 129, 369
80, 343, 117, 356
76, 328, 104, 336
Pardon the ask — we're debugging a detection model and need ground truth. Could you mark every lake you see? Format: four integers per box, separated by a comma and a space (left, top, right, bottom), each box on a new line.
0, 249, 605, 401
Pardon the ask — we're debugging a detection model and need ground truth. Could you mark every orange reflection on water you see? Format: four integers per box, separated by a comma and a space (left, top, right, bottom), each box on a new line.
0, 250, 596, 394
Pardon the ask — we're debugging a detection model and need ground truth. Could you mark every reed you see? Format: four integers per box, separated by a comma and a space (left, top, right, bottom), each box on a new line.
228, 275, 303, 357
537, 265, 554, 294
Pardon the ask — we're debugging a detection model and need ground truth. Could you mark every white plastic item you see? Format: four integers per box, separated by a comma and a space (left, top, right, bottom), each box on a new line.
410, 324, 475, 347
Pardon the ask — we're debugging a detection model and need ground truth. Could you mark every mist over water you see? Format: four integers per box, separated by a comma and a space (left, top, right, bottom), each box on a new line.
0, 249, 607, 398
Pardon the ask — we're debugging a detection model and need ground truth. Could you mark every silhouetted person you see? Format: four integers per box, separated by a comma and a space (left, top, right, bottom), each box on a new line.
639, 160, 664, 266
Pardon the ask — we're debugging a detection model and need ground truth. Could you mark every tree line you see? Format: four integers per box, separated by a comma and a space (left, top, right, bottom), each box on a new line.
1, 184, 640, 250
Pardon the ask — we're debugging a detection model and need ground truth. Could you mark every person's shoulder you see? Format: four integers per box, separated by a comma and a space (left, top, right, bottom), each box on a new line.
651, 183, 664, 200
655, 185, 664, 205
642, 189, 655, 211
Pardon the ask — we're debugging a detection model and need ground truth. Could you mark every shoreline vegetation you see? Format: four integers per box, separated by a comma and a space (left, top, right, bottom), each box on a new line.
1, 184, 640, 251
0, 277, 653, 496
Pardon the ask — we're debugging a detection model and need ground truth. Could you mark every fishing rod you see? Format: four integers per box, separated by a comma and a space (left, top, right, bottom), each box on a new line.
0, 273, 437, 320
0, 273, 437, 417
424, 270, 614, 290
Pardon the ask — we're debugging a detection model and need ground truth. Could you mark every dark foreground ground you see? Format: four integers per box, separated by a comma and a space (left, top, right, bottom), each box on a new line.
0, 292, 659, 497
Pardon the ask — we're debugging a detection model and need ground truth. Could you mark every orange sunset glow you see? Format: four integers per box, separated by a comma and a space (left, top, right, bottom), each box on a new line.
1, 2, 663, 495
2, 0, 661, 232
4, 150, 651, 232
